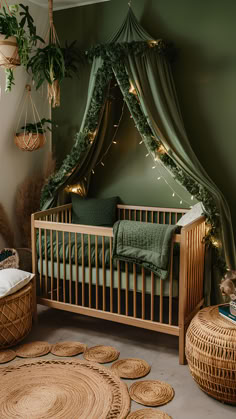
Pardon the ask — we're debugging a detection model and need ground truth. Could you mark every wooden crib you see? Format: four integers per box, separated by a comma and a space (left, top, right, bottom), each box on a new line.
31, 203, 205, 364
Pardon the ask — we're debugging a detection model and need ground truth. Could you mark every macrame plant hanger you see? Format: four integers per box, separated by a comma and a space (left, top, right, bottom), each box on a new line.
47, 0, 61, 107
14, 84, 46, 152
0, 1, 20, 70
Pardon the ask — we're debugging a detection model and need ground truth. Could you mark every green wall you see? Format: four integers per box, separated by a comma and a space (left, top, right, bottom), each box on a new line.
54, 0, 236, 233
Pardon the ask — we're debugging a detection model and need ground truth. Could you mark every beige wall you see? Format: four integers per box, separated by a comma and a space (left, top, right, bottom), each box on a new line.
0, 1, 50, 247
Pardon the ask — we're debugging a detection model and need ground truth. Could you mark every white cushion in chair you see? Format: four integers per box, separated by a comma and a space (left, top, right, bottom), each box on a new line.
0, 268, 34, 298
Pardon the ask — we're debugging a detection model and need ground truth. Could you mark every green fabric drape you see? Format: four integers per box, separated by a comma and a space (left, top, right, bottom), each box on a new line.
41, 7, 235, 303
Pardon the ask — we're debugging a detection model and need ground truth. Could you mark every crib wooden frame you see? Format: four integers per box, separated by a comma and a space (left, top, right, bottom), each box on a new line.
31, 203, 205, 364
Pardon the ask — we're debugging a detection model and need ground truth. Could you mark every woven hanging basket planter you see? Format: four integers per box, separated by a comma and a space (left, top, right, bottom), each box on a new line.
14, 132, 46, 152
0, 34, 20, 69
0, 282, 33, 349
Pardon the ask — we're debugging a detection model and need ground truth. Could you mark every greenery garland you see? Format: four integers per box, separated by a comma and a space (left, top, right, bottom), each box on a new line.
40, 60, 113, 206
41, 40, 226, 273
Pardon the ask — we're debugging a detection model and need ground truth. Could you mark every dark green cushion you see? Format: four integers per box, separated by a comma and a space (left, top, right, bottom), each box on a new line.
71, 194, 119, 227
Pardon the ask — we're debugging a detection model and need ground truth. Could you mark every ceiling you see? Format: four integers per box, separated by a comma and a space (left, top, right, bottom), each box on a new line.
29, 0, 110, 11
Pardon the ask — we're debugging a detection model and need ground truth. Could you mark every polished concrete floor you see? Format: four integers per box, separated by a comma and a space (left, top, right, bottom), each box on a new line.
6, 305, 236, 418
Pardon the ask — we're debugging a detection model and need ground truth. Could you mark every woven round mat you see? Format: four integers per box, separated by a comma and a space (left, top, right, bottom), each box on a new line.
51, 341, 87, 357
0, 359, 130, 418
111, 358, 151, 379
129, 380, 174, 407
127, 409, 172, 418
15, 341, 51, 358
83, 345, 120, 363
0, 349, 16, 364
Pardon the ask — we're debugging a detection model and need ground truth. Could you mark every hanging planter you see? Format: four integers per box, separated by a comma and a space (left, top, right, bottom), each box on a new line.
14, 85, 52, 152
0, 2, 43, 92
27, 0, 65, 108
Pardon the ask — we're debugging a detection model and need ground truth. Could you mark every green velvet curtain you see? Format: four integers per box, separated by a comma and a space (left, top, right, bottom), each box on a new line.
42, 7, 235, 303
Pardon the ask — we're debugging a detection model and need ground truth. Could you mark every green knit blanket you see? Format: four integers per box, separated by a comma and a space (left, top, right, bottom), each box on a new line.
112, 220, 177, 280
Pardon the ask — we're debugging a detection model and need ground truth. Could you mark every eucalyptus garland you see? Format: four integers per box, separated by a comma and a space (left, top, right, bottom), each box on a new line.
40, 60, 113, 206
41, 40, 226, 272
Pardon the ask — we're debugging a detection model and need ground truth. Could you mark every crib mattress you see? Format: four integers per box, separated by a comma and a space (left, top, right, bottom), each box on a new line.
38, 260, 179, 297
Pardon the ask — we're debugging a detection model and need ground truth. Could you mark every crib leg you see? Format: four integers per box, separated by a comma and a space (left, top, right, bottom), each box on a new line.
179, 326, 187, 365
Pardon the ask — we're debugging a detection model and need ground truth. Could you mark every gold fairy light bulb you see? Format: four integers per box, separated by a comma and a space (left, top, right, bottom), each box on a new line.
157, 144, 166, 155
129, 82, 137, 95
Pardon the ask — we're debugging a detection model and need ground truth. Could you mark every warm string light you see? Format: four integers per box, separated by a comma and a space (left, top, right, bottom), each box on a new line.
139, 137, 195, 207
91, 100, 125, 174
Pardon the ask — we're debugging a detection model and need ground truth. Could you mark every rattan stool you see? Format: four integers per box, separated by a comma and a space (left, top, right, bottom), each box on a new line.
186, 305, 236, 405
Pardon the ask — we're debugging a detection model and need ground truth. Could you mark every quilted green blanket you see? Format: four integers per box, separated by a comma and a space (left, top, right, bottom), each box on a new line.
112, 220, 177, 280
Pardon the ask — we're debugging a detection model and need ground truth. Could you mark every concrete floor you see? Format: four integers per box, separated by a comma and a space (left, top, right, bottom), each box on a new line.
6, 305, 236, 419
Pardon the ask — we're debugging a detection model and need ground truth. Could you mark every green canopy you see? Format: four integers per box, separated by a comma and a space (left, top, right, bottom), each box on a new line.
41, 7, 236, 303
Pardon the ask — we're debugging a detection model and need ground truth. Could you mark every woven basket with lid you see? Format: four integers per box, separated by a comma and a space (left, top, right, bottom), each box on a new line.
186, 305, 236, 405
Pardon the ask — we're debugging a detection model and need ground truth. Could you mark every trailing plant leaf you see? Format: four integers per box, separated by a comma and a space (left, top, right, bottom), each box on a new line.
5, 68, 15, 92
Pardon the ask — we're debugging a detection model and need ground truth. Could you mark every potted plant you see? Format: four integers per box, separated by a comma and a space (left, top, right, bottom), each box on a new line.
14, 118, 52, 152
0, 3, 43, 91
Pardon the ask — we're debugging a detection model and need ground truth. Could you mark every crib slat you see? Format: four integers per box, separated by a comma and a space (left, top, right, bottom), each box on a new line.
69, 231, 72, 304
145, 210, 148, 222
44, 228, 48, 297
125, 263, 129, 316
157, 212, 160, 224
56, 228, 60, 302
151, 211, 154, 223
39, 228, 42, 294
81, 233, 85, 306
142, 268, 145, 319
151, 272, 154, 321
75, 233, 78, 306
50, 230, 54, 300
110, 237, 113, 313
129, 209, 131, 220
160, 279, 163, 323
117, 260, 121, 314
133, 263, 137, 318
102, 236, 106, 311
95, 235, 99, 310
62, 231, 66, 303
134, 210, 137, 221
169, 241, 174, 325
88, 234, 92, 308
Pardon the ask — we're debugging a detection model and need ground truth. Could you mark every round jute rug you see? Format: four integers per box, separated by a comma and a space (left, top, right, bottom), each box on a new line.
129, 380, 174, 407
0, 359, 130, 419
83, 345, 120, 363
15, 341, 51, 358
127, 408, 172, 418
111, 358, 151, 379
0, 349, 16, 364
50, 341, 87, 357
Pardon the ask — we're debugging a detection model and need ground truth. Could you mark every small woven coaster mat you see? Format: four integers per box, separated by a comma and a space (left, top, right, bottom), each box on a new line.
83, 345, 120, 363
0, 359, 130, 418
111, 358, 151, 379
0, 349, 16, 364
50, 341, 87, 357
15, 341, 51, 358
127, 408, 172, 418
129, 380, 174, 407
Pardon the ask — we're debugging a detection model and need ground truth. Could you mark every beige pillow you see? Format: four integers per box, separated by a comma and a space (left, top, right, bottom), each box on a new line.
176, 203, 204, 226
0, 268, 34, 298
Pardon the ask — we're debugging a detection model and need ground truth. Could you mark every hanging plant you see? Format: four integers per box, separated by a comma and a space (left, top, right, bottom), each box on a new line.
15, 118, 52, 152
27, 0, 65, 108
14, 85, 52, 152
0, 3, 43, 92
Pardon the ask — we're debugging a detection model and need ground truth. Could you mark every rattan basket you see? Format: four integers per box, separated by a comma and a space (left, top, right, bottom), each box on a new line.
186, 305, 236, 405
0, 282, 33, 348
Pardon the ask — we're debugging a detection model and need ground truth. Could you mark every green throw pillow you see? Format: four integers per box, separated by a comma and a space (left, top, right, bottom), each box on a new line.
71, 194, 119, 227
